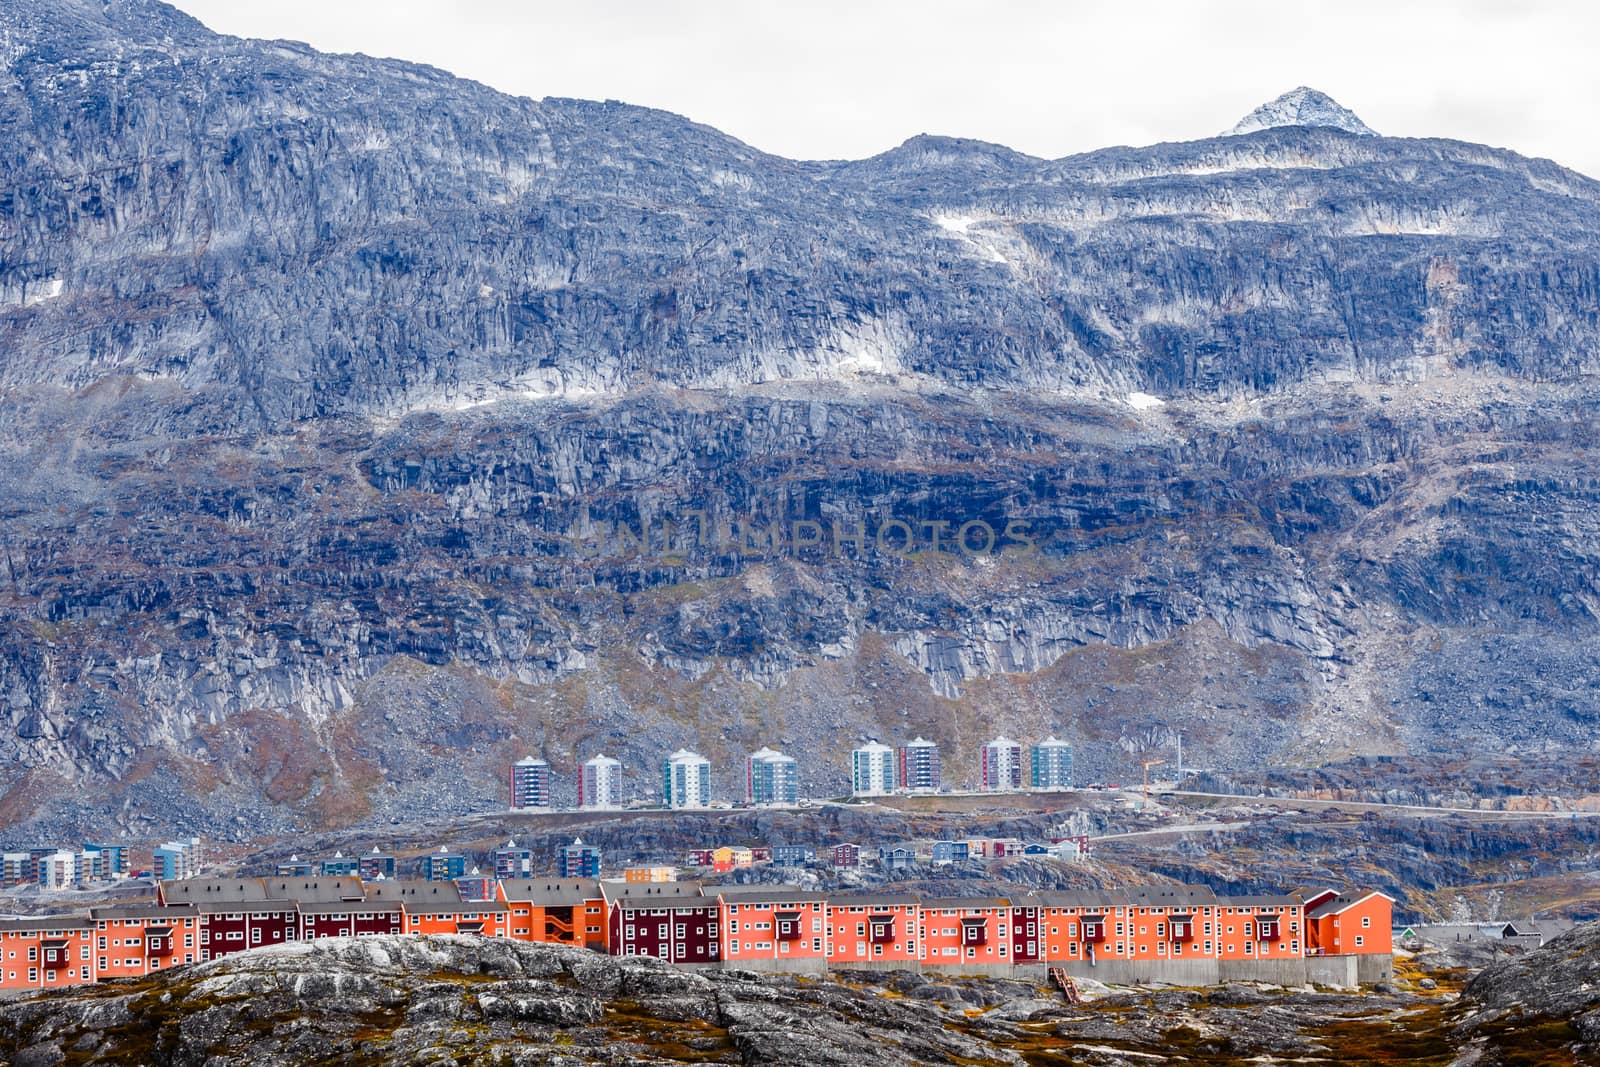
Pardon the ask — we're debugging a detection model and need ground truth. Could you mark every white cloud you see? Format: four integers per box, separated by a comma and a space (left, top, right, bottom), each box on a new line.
172, 0, 1600, 178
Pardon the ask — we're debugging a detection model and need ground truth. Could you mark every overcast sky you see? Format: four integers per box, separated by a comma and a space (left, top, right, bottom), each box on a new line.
173, 1, 1598, 177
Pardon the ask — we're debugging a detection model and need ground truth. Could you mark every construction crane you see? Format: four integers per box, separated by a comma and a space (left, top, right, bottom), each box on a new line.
1142, 758, 1166, 802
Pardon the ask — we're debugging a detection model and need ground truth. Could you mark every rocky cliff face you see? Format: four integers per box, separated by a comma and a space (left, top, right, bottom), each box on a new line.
3, 0, 1600, 837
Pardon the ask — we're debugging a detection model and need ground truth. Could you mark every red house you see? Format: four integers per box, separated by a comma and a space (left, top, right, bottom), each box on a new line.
603, 882, 720, 965
298, 901, 404, 939
831, 843, 861, 868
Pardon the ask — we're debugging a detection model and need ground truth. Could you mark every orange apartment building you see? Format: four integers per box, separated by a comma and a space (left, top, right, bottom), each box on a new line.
498, 879, 608, 950
0, 916, 96, 990
364, 880, 509, 936
1213, 894, 1304, 961
918, 897, 1018, 971
1303, 889, 1395, 957
825, 892, 922, 967
89, 903, 201, 977
718, 886, 828, 970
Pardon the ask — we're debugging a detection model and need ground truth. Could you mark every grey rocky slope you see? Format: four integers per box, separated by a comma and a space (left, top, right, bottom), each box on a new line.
3, 0, 1600, 835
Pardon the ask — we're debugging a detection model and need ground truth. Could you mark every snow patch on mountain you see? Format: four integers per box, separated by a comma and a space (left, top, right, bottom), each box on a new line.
1127, 392, 1166, 410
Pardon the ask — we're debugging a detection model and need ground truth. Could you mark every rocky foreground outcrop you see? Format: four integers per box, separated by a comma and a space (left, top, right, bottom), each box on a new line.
4, 931, 1599, 1065
1456, 920, 1600, 1060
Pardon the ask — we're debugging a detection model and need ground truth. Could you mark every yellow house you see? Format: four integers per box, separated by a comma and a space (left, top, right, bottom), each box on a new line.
712, 847, 755, 872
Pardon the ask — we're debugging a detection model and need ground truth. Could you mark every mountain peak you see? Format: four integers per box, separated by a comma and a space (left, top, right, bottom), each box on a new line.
1226, 87, 1377, 137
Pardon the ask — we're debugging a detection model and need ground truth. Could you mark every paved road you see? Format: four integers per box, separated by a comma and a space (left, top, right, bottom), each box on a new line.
1153, 788, 1600, 820
1090, 820, 1246, 841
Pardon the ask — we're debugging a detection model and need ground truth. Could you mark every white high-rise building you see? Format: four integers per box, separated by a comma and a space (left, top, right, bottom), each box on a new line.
578, 753, 623, 809
1031, 737, 1074, 791
663, 749, 712, 809
746, 747, 799, 805
851, 741, 897, 797
979, 736, 1024, 792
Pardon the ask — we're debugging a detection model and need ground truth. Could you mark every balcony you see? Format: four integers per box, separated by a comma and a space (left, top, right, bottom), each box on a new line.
960, 918, 988, 946
1169, 915, 1195, 942
146, 927, 175, 956
775, 911, 803, 942
1257, 915, 1281, 940
868, 915, 896, 944
1081, 916, 1107, 942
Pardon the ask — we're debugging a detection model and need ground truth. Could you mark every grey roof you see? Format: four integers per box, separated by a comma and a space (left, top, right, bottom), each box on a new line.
161, 878, 269, 902
714, 886, 826, 904
1122, 886, 1220, 906
363, 880, 465, 903
498, 879, 602, 906
298, 901, 404, 916
0, 915, 95, 932
1220, 895, 1300, 908
826, 893, 919, 908
89, 903, 198, 920
262, 877, 366, 903
195, 900, 301, 915
1033, 890, 1123, 908
599, 880, 705, 901
1306, 892, 1377, 918
919, 897, 1020, 910
614, 895, 717, 912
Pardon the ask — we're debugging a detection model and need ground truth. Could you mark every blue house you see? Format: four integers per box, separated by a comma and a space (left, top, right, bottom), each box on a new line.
877, 845, 917, 870
931, 840, 969, 864
771, 845, 811, 867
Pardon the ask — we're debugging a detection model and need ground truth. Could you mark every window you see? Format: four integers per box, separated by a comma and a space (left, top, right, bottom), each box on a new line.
1355, 935, 1364, 947
1361, 917, 1371, 928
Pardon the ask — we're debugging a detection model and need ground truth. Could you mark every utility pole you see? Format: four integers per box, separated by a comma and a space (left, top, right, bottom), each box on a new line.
1176, 730, 1182, 780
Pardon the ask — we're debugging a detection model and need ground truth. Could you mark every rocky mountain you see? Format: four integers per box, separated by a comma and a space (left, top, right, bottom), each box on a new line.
1226, 87, 1378, 137
3, 0, 1600, 837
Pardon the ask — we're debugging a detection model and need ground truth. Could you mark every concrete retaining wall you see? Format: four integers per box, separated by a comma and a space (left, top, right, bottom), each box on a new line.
719, 957, 829, 975
722, 953, 1393, 987
1050, 958, 1220, 986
